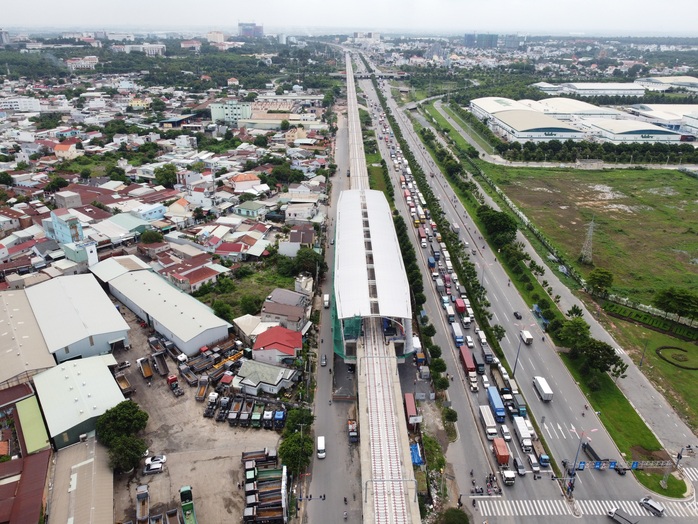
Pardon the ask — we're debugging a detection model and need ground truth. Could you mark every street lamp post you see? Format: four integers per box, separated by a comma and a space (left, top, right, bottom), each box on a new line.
568, 433, 588, 495
512, 338, 524, 377
639, 339, 649, 368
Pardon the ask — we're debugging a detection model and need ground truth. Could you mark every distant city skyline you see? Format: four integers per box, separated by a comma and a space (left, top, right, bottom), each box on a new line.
3, 0, 698, 37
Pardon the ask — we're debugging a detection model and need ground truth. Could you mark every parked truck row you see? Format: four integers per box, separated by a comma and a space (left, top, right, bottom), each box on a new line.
241, 461, 287, 523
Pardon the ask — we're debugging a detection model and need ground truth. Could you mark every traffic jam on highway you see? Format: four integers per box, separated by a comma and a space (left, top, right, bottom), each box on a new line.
368, 98, 555, 490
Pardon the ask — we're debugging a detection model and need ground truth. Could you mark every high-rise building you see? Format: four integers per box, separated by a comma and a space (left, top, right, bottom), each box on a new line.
0, 29, 10, 45
476, 34, 498, 49
207, 31, 225, 43
463, 34, 477, 47
238, 23, 264, 38
503, 35, 520, 49
210, 99, 253, 127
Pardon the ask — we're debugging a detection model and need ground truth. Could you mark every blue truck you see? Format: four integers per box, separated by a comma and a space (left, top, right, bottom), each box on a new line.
428, 256, 435, 269
487, 386, 506, 423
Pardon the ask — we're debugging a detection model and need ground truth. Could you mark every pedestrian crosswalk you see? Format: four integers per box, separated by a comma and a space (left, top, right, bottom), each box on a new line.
478, 498, 698, 518
682, 466, 698, 482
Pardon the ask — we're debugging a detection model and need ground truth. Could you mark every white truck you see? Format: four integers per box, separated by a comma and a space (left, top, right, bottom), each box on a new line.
512, 416, 532, 453
607, 507, 639, 524
479, 405, 497, 440
533, 376, 553, 402
520, 330, 533, 345
323, 294, 330, 308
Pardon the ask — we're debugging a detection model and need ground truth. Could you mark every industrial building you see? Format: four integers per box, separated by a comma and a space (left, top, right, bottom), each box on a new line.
470, 97, 585, 143
24, 274, 130, 363
560, 82, 645, 97
587, 119, 683, 144
626, 104, 698, 131
33, 354, 124, 449
519, 98, 622, 120
103, 266, 231, 356
635, 76, 698, 92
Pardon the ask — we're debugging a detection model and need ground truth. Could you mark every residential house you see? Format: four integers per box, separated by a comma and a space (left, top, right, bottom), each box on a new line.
233, 359, 299, 396
266, 288, 311, 310
260, 301, 306, 332
233, 200, 266, 219
229, 172, 260, 194
43, 208, 84, 244
252, 326, 303, 365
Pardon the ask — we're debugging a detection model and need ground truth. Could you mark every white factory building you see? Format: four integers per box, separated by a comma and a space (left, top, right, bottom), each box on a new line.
625, 104, 698, 131
92, 257, 231, 356
586, 119, 683, 144
470, 97, 586, 143
635, 76, 698, 92
560, 82, 646, 97
519, 98, 622, 120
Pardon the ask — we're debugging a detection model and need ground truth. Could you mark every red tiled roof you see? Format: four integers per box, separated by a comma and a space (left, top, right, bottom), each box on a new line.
253, 326, 302, 355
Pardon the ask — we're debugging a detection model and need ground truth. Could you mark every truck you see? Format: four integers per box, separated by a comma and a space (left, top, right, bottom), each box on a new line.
451, 222, 461, 237
195, 375, 209, 401
607, 507, 639, 524
487, 387, 506, 423
323, 294, 330, 308
137, 357, 153, 380
164, 340, 183, 362
459, 347, 479, 392
492, 437, 510, 466
431, 245, 441, 261
167, 374, 184, 397
445, 304, 455, 324
227, 396, 244, 426
180, 486, 197, 524
491, 366, 511, 395
273, 409, 287, 430
512, 416, 533, 453
152, 351, 170, 377
532, 439, 550, 467
533, 376, 553, 402
250, 402, 266, 428
512, 394, 527, 418
179, 365, 198, 386
136, 484, 150, 523
115, 372, 134, 395
165, 508, 180, 524
451, 322, 464, 347
347, 419, 359, 443
472, 352, 485, 375
445, 259, 453, 273
262, 408, 275, 429
418, 226, 426, 243
435, 278, 445, 294
216, 396, 231, 422
427, 256, 435, 269
479, 405, 498, 440
203, 392, 219, 418
507, 377, 520, 395
241, 448, 278, 466
520, 330, 533, 345
454, 298, 466, 316
239, 399, 255, 427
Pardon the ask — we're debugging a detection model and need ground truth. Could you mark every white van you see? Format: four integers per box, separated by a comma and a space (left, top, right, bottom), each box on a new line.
639, 496, 665, 516
317, 436, 326, 459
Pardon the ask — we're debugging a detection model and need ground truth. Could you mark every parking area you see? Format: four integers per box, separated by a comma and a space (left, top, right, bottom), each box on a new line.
113, 305, 281, 523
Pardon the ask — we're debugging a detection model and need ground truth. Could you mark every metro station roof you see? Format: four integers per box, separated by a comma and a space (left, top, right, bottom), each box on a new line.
334, 189, 411, 320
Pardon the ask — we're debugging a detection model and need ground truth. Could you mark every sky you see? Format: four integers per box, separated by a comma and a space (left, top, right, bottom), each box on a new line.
4, 0, 697, 37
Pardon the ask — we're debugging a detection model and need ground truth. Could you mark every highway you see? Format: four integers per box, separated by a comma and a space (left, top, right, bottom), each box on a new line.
356, 55, 698, 522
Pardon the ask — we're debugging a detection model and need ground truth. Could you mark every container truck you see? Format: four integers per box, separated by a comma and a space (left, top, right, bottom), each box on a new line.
532, 439, 550, 467
533, 376, 553, 401
472, 353, 485, 375
451, 222, 461, 237
479, 405, 498, 440
227, 396, 244, 426
520, 330, 533, 345
195, 375, 209, 401
512, 416, 533, 453
435, 278, 445, 294
491, 366, 511, 395
347, 419, 359, 443
152, 351, 170, 377
115, 372, 134, 395
454, 298, 466, 316
492, 437, 510, 466
137, 357, 153, 380
451, 322, 464, 347
459, 347, 479, 392
487, 387, 506, 423
427, 256, 435, 269
136, 484, 150, 523
445, 304, 455, 324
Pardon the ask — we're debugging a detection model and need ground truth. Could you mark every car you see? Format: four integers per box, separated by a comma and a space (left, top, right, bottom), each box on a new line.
513, 456, 526, 476
321, 355, 327, 367
500, 425, 512, 442
615, 466, 627, 476
143, 463, 164, 475
481, 375, 490, 389
465, 336, 474, 349
639, 496, 665, 517
330, 239, 334, 245
145, 455, 167, 466
513, 311, 523, 320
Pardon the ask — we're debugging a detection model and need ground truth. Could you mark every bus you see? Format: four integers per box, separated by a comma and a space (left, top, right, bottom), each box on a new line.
418, 193, 427, 207
451, 322, 464, 347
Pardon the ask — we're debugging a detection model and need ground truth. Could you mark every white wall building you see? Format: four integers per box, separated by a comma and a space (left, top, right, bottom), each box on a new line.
0, 97, 42, 112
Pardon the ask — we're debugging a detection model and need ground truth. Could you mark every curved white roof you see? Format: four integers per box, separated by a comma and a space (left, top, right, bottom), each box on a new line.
495, 110, 582, 133
470, 97, 534, 115
334, 189, 411, 320
589, 119, 680, 135
537, 97, 621, 117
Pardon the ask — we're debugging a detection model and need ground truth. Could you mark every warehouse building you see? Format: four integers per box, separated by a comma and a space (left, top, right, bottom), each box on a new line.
559, 82, 646, 97
520, 98, 622, 120
625, 103, 698, 131
107, 269, 231, 356
34, 354, 124, 449
587, 119, 683, 144
635, 76, 698, 92
25, 274, 130, 364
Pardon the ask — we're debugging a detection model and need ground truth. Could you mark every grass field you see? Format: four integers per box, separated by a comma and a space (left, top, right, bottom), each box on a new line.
480, 164, 698, 304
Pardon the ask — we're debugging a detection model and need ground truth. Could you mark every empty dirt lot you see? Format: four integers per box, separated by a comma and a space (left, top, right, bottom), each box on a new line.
113, 308, 282, 523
